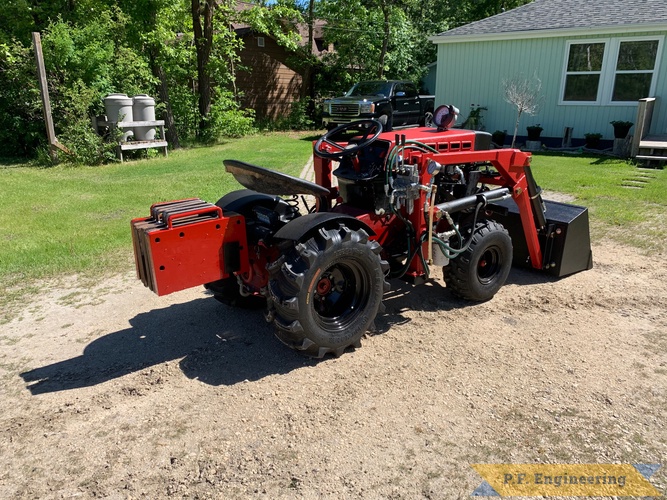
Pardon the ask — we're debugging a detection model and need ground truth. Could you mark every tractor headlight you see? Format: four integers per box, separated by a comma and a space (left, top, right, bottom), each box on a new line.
359, 102, 375, 114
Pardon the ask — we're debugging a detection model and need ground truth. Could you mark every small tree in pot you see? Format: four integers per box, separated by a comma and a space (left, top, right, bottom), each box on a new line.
503, 73, 543, 148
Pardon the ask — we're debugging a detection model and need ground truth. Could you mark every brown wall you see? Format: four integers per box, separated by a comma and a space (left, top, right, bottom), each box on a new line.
236, 34, 306, 120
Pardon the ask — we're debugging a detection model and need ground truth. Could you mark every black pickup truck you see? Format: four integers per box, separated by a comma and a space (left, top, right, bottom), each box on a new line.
322, 80, 435, 131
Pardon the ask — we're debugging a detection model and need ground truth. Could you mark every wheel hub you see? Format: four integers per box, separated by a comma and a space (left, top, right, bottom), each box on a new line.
316, 276, 333, 295
478, 248, 500, 282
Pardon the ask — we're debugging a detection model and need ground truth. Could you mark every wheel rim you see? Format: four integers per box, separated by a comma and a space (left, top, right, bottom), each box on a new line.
312, 260, 370, 332
477, 245, 503, 284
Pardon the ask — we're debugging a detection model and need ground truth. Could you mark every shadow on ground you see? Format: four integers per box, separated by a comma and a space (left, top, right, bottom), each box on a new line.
20, 267, 554, 395
20, 296, 315, 395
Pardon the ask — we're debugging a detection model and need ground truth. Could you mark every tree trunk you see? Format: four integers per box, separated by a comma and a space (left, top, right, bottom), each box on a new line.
378, 4, 390, 78
305, 0, 316, 115
192, 0, 215, 137
511, 110, 522, 148
153, 63, 180, 149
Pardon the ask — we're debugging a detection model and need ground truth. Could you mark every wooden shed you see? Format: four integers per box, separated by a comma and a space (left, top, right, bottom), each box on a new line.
234, 20, 329, 120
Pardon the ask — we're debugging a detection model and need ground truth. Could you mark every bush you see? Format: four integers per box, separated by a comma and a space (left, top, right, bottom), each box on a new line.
50, 80, 117, 165
0, 41, 46, 157
199, 92, 256, 143
257, 98, 318, 131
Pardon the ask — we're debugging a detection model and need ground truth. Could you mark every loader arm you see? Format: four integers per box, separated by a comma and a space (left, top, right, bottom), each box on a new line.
420, 149, 543, 269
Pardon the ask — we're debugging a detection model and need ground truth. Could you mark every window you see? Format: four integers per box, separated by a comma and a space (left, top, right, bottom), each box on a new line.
394, 83, 418, 98
612, 40, 659, 101
257, 37, 265, 48
560, 36, 663, 106
563, 42, 606, 102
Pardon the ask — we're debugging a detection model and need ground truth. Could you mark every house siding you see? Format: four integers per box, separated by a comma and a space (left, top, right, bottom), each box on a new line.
435, 31, 667, 142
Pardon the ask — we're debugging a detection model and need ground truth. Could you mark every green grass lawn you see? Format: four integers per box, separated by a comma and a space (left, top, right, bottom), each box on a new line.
0, 133, 314, 286
1, 138, 665, 321
530, 153, 666, 252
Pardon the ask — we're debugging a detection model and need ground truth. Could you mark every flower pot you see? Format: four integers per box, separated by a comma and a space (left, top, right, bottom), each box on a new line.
585, 137, 601, 149
526, 127, 543, 141
612, 124, 632, 139
491, 131, 506, 146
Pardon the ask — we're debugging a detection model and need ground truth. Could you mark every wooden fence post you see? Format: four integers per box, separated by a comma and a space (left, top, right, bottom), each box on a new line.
32, 32, 70, 160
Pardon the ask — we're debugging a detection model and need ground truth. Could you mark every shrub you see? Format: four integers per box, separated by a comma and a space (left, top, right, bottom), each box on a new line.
257, 98, 318, 131
0, 40, 45, 157
199, 92, 256, 143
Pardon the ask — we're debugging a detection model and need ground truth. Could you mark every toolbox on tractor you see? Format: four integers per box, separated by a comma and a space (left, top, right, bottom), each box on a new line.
131, 107, 592, 357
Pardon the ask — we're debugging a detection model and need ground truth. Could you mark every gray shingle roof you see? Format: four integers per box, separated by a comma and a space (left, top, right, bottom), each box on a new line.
437, 0, 667, 38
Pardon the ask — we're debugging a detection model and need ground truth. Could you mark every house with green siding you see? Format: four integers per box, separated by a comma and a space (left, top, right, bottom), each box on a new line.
430, 0, 667, 152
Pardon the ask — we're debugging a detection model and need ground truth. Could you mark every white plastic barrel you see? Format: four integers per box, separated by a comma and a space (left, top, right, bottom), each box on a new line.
132, 94, 156, 141
103, 93, 134, 141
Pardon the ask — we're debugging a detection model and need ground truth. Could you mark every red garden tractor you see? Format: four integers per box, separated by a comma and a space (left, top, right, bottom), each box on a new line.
131, 108, 592, 357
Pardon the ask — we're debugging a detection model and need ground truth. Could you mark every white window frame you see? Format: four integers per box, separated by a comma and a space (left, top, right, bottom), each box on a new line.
257, 36, 265, 48
560, 38, 609, 105
559, 35, 663, 106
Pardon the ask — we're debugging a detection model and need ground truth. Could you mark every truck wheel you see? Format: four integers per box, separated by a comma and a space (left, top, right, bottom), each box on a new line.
443, 220, 512, 302
378, 112, 393, 132
268, 224, 389, 358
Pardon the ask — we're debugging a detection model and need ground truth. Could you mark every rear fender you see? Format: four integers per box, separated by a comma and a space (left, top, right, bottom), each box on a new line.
215, 189, 282, 215
274, 212, 375, 242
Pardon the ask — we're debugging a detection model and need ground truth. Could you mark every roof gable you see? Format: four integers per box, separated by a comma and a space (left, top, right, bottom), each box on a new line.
434, 0, 667, 40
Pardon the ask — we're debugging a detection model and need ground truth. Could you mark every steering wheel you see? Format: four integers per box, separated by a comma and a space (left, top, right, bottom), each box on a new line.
314, 120, 383, 159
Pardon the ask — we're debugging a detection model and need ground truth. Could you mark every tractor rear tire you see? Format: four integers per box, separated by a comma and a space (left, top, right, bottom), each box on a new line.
443, 220, 512, 302
268, 224, 389, 358
204, 278, 266, 309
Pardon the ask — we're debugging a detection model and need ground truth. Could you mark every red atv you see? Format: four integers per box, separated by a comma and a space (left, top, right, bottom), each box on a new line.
132, 110, 592, 357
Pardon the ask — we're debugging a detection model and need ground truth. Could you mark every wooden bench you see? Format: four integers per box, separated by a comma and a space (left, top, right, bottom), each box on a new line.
96, 119, 168, 161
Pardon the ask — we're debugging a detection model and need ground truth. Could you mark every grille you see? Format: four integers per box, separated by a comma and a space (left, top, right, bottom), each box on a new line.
331, 103, 360, 116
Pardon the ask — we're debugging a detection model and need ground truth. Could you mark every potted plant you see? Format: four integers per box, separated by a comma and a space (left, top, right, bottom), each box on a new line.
610, 120, 633, 139
526, 124, 543, 141
492, 130, 507, 147
584, 132, 602, 149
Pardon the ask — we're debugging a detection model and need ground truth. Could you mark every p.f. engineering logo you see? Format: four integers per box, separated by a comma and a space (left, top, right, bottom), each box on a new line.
471, 463, 662, 497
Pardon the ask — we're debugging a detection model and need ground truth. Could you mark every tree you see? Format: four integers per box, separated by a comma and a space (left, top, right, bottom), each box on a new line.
503, 73, 543, 148
316, 0, 422, 94
448, 0, 532, 28
116, 0, 189, 148
191, 0, 216, 136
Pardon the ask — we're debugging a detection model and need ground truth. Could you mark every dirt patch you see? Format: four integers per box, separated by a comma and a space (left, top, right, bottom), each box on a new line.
1, 240, 666, 498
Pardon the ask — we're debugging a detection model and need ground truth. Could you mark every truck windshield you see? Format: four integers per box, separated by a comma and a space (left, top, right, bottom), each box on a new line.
346, 82, 393, 97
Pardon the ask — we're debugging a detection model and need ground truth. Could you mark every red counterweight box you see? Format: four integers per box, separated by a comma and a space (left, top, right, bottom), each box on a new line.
131, 198, 249, 296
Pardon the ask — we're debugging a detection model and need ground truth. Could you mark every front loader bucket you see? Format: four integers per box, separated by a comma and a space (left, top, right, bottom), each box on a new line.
490, 198, 593, 278
131, 199, 249, 295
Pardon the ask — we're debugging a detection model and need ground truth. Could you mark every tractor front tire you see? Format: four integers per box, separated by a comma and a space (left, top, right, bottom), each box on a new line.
268, 224, 389, 358
443, 220, 512, 302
